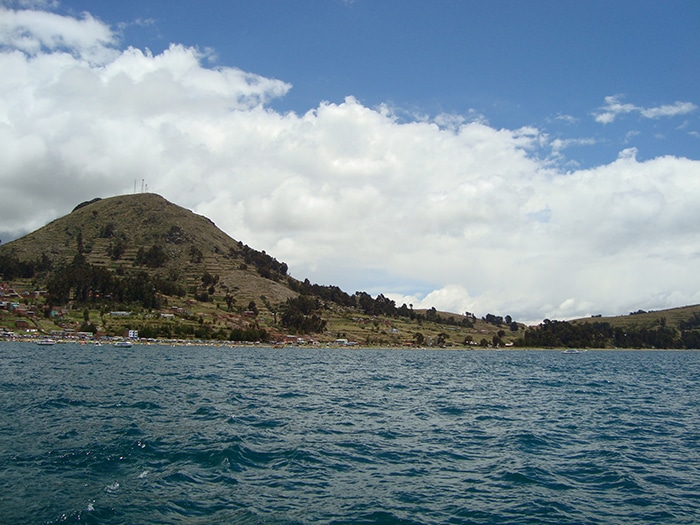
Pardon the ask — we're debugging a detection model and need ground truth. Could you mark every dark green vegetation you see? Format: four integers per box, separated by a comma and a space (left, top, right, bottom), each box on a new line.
0, 194, 521, 346
518, 306, 700, 349
3, 193, 699, 348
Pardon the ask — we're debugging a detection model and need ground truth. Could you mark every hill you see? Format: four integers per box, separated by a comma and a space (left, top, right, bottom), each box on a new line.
517, 305, 700, 349
0, 193, 296, 305
573, 305, 700, 331
0, 193, 520, 347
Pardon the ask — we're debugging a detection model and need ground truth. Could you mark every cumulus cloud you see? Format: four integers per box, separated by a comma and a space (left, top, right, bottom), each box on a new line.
641, 102, 698, 119
550, 137, 596, 153
0, 5, 117, 63
2, 7, 700, 324
553, 113, 578, 124
594, 95, 697, 124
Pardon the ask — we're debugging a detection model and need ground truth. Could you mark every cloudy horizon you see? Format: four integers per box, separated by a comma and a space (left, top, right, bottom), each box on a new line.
1, 1, 699, 324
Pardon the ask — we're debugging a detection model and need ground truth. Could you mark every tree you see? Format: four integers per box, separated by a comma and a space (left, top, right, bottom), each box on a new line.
135, 244, 168, 268
76, 231, 84, 254
194, 291, 210, 302
201, 272, 215, 287
483, 313, 504, 326
79, 321, 97, 334
100, 222, 116, 238
189, 245, 203, 263
224, 294, 236, 312
260, 295, 278, 323
108, 237, 127, 260
280, 296, 327, 334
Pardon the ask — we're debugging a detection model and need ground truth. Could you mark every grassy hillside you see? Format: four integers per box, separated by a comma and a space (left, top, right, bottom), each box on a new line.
0, 193, 524, 347
0, 193, 296, 305
572, 305, 700, 331
3, 193, 697, 348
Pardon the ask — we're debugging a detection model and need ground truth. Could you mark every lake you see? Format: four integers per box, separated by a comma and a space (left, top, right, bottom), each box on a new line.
1, 342, 699, 524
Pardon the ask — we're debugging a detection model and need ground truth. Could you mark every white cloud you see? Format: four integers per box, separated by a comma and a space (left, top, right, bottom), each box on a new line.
0, 6, 118, 63
553, 113, 578, 124
595, 94, 697, 124
2, 7, 700, 324
550, 137, 596, 152
594, 95, 638, 124
623, 130, 640, 143
641, 101, 697, 119
1, 1, 59, 10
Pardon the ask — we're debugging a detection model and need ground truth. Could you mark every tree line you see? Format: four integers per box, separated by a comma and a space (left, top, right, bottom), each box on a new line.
43, 253, 185, 309
287, 278, 492, 328
517, 318, 700, 349
2, 246, 520, 336
0, 252, 52, 280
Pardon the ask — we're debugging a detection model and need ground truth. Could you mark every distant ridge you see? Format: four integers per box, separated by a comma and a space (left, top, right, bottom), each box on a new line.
570, 304, 700, 332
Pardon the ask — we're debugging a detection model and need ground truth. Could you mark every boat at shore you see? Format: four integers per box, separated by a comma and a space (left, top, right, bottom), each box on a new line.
36, 338, 56, 346
114, 341, 133, 348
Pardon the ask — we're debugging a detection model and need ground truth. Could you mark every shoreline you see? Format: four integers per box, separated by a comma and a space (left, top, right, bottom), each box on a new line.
0, 335, 696, 351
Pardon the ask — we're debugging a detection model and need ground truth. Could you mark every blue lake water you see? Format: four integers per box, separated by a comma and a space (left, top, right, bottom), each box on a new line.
1, 342, 699, 524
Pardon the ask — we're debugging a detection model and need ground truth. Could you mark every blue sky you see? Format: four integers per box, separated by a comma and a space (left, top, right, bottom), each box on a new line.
59, 0, 700, 166
1, 0, 699, 323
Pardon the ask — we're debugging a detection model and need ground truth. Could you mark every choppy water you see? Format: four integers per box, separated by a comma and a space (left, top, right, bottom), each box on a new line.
1, 343, 699, 524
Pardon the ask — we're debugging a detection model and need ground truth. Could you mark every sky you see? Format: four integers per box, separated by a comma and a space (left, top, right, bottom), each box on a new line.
1, 0, 699, 324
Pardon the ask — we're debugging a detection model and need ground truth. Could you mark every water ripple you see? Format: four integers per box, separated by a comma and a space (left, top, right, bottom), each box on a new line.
2, 344, 700, 524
